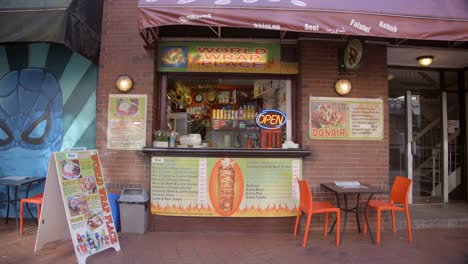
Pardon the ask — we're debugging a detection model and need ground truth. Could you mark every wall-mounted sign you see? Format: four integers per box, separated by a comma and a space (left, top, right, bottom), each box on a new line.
309, 97, 383, 140
253, 80, 281, 98
256, 109, 287, 130
158, 42, 297, 74
447, 120, 459, 134
343, 39, 364, 73
107, 94, 147, 150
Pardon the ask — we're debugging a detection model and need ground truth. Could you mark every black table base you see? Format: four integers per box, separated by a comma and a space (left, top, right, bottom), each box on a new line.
321, 183, 387, 246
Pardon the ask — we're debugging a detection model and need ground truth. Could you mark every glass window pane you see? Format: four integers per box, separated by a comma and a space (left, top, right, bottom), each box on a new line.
164, 78, 290, 149
388, 69, 440, 94
465, 70, 468, 90
445, 72, 458, 91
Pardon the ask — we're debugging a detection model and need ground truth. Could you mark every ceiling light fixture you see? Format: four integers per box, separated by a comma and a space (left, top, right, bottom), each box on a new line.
417, 55, 434, 66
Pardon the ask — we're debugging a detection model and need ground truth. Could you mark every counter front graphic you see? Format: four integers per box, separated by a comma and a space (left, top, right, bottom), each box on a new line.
151, 157, 301, 217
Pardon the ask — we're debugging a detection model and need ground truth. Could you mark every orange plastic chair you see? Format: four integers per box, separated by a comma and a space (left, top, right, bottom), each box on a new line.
364, 176, 413, 244
20, 193, 44, 236
293, 179, 340, 248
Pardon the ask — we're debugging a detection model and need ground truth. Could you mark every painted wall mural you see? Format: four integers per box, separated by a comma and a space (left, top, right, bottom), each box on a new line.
0, 43, 97, 217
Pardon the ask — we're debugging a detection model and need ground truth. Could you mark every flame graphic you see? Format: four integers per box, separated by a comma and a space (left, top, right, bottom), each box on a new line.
151, 202, 298, 217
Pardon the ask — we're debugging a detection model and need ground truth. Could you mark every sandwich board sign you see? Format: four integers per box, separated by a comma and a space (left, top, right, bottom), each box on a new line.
35, 150, 120, 264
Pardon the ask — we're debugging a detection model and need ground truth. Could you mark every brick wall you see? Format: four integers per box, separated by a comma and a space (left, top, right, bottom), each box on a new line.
97, 0, 154, 193
297, 40, 390, 230
97, 1, 390, 231
298, 40, 389, 186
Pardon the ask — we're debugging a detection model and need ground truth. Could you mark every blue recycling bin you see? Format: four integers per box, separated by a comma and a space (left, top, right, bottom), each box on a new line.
108, 193, 121, 232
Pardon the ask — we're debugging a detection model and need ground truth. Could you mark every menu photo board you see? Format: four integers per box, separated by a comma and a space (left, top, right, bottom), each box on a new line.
35, 150, 120, 264
309, 96, 384, 140
151, 157, 301, 217
107, 94, 147, 150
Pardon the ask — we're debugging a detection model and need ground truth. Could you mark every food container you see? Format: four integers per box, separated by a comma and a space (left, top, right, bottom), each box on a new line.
179, 134, 202, 145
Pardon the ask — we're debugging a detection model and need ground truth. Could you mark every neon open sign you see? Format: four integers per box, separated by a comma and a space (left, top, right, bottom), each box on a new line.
255, 109, 287, 129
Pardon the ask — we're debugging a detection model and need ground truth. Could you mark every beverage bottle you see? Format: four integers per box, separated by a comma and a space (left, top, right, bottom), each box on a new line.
80, 242, 88, 254
169, 131, 175, 147
252, 134, 258, 148
95, 233, 100, 247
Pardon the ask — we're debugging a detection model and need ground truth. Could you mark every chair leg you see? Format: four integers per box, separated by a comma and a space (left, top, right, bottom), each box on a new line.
364, 207, 369, 235
293, 211, 302, 237
336, 211, 341, 248
20, 201, 24, 236
324, 213, 329, 237
391, 209, 396, 233
405, 209, 413, 243
302, 213, 312, 248
37, 204, 41, 225
376, 209, 382, 244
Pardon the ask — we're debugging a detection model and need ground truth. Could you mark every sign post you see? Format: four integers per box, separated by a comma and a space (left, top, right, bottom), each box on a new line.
35, 150, 120, 264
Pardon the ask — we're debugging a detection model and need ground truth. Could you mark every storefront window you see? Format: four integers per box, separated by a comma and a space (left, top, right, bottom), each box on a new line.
445, 72, 458, 91
165, 78, 291, 149
465, 70, 468, 90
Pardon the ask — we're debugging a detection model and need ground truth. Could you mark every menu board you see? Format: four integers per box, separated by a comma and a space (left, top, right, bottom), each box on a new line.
107, 94, 147, 150
35, 150, 120, 264
309, 96, 383, 140
151, 157, 301, 217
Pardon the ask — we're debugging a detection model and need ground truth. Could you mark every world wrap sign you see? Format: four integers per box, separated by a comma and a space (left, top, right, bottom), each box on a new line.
158, 42, 297, 74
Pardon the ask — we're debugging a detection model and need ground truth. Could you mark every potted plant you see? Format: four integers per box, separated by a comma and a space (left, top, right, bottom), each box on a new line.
153, 129, 169, 147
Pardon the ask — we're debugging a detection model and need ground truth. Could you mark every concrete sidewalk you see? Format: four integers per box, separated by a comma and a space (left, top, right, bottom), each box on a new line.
2, 220, 468, 264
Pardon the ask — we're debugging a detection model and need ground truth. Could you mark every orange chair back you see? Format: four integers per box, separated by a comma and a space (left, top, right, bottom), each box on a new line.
298, 179, 313, 213
390, 176, 412, 205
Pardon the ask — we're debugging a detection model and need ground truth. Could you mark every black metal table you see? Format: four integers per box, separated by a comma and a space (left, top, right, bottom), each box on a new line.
320, 183, 388, 245
0, 176, 46, 234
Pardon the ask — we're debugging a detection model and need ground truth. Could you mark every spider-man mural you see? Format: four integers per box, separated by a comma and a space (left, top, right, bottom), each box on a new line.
0, 68, 63, 176
0, 43, 97, 218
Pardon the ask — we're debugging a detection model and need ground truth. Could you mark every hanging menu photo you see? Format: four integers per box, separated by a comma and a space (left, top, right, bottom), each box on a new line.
151, 157, 301, 217
309, 96, 383, 140
107, 94, 147, 150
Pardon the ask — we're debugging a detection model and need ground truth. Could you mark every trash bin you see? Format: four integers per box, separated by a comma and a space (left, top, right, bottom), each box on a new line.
118, 188, 149, 234
108, 193, 121, 232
